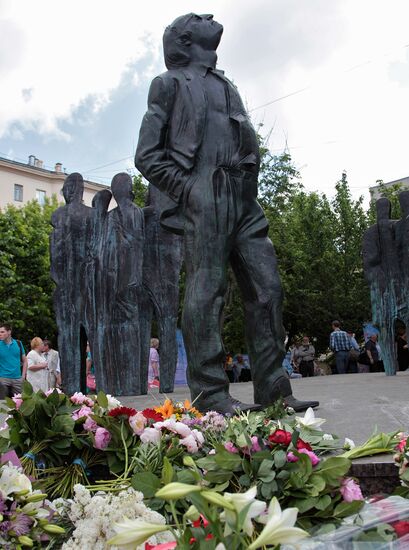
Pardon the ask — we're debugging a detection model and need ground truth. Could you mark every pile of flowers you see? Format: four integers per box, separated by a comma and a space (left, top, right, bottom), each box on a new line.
0, 461, 65, 549
1, 382, 409, 548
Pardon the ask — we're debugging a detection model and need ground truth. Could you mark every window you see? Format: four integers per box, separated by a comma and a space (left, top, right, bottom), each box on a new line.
14, 184, 23, 202
36, 189, 46, 206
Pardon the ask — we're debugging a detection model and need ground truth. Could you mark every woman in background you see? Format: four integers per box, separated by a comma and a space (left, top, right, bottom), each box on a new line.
26, 337, 49, 392
148, 338, 160, 388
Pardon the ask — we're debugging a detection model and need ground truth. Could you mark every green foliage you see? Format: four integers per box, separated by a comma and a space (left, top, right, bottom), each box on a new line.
0, 197, 58, 346
133, 173, 149, 207
223, 142, 373, 352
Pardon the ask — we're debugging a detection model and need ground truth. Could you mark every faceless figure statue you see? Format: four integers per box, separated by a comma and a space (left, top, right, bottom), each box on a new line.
136, 13, 318, 413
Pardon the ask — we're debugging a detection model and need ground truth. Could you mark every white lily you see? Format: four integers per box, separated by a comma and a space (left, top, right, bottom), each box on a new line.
220, 486, 266, 537
107, 517, 171, 549
344, 437, 355, 450
248, 497, 308, 549
0, 463, 32, 498
295, 407, 326, 430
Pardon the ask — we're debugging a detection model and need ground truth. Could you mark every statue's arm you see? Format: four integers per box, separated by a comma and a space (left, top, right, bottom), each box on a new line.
135, 76, 189, 203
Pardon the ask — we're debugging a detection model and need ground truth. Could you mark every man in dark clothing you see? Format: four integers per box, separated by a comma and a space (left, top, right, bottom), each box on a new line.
135, 13, 318, 414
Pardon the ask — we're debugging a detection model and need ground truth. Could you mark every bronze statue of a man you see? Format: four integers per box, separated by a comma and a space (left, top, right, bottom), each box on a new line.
136, 13, 318, 413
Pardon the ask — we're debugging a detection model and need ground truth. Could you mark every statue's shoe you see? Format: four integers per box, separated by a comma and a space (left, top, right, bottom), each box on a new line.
284, 394, 319, 412
196, 396, 262, 415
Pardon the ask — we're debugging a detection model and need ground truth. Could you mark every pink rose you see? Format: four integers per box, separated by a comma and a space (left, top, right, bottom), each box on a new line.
397, 438, 407, 453
45, 388, 63, 396
129, 412, 147, 435
180, 434, 199, 453
70, 392, 94, 407
94, 427, 111, 450
287, 448, 320, 466
287, 451, 298, 462
140, 427, 162, 444
191, 429, 204, 446
12, 394, 23, 409
340, 477, 363, 502
72, 405, 93, 421
250, 436, 261, 453
224, 441, 239, 453
84, 416, 98, 432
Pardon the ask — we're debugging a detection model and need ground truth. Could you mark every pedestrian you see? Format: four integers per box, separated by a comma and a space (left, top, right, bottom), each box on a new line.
26, 337, 49, 393
329, 320, 351, 374
365, 334, 383, 372
148, 338, 160, 388
0, 323, 27, 398
42, 339, 61, 389
295, 336, 315, 377
347, 330, 360, 373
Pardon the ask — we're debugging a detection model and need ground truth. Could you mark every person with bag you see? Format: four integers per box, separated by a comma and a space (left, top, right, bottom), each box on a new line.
294, 336, 315, 377
0, 323, 27, 398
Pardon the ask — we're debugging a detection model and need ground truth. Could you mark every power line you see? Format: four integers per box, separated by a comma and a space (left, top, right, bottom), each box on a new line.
249, 42, 409, 113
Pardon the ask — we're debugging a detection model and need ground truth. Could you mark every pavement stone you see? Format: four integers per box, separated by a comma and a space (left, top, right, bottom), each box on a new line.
121, 371, 409, 446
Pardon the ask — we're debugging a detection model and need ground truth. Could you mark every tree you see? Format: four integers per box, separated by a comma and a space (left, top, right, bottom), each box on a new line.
0, 198, 59, 348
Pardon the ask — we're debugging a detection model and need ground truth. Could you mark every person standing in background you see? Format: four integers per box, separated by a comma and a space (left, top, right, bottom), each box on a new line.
149, 338, 160, 388
42, 339, 61, 389
330, 320, 351, 374
0, 323, 27, 398
294, 336, 315, 377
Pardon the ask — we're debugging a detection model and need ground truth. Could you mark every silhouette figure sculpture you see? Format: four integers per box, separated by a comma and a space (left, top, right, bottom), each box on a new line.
51, 173, 93, 393
363, 191, 409, 374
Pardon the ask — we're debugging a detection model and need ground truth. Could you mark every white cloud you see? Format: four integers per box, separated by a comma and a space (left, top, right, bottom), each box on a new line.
1, 0, 409, 201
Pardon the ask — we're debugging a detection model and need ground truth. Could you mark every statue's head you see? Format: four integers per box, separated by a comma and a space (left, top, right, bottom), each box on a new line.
92, 189, 112, 213
399, 190, 409, 217
163, 13, 223, 69
111, 172, 134, 202
63, 173, 84, 204
376, 197, 391, 221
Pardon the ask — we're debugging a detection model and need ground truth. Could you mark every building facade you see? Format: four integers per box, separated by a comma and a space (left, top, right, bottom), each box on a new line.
0, 155, 110, 209
369, 176, 409, 201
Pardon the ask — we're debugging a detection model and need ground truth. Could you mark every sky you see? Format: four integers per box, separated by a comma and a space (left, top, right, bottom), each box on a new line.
1, 0, 409, 205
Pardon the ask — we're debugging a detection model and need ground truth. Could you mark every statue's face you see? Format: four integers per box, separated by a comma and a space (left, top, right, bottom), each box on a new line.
63, 178, 83, 204
188, 14, 223, 51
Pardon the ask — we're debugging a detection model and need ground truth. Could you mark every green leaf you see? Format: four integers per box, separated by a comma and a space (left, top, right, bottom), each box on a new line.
257, 459, 276, 482
333, 499, 364, 517
131, 472, 161, 498
214, 448, 242, 470
315, 456, 351, 485
161, 457, 174, 485
273, 449, 287, 469
22, 380, 33, 396
315, 494, 332, 511
52, 415, 75, 435
204, 469, 233, 484
97, 391, 108, 409
19, 398, 35, 416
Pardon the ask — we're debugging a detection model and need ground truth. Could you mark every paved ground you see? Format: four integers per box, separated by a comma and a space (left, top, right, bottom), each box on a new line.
121, 371, 409, 445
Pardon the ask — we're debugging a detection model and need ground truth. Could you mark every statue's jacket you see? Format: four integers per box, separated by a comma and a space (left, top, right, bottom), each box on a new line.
135, 67, 260, 234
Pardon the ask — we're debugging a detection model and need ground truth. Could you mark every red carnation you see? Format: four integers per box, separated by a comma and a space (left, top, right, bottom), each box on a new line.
296, 439, 312, 451
392, 520, 409, 538
143, 408, 164, 422
269, 429, 292, 446
107, 406, 137, 418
